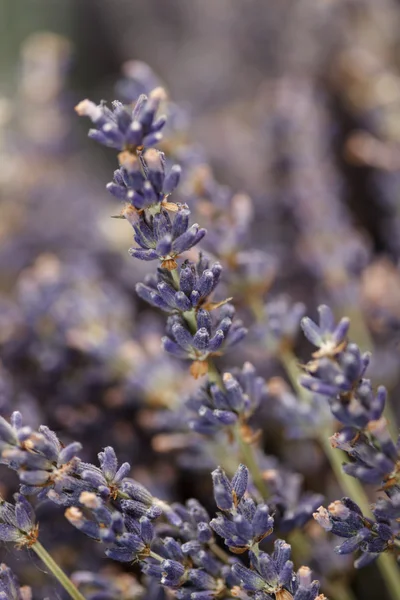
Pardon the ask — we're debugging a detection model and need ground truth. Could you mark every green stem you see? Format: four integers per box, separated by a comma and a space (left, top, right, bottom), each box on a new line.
233, 424, 269, 499
32, 541, 86, 600
170, 267, 180, 289
149, 550, 164, 562
378, 553, 400, 600
209, 542, 231, 564
325, 580, 357, 600
183, 309, 198, 335
208, 359, 224, 389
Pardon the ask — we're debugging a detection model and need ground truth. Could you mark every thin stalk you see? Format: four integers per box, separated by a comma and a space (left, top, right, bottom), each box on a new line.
170, 267, 180, 289
149, 550, 164, 562
280, 349, 309, 399
233, 424, 269, 499
279, 348, 400, 600
341, 304, 374, 355
208, 359, 224, 389
378, 553, 400, 600
326, 580, 358, 600
209, 542, 231, 564
32, 541, 86, 600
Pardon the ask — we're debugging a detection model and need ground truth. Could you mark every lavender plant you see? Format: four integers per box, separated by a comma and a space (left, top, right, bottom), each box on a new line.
301, 306, 400, 567
1, 62, 400, 600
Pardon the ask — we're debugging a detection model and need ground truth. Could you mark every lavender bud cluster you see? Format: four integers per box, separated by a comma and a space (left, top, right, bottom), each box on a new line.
4, 46, 400, 600
301, 305, 400, 566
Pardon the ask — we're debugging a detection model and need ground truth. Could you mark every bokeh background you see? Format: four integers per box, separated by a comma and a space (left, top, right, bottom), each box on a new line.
1, 1, 400, 599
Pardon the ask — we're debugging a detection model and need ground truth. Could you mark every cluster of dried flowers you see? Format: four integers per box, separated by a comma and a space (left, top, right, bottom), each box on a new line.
1, 19, 400, 600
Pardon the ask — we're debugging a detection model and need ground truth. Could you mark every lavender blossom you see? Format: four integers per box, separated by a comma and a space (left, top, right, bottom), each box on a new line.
72, 570, 144, 600
162, 305, 247, 377
129, 208, 206, 270
185, 363, 266, 434
268, 378, 331, 439
300, 307, 385, 429
0, 411, 178, 529
301, 305, 400, 565
136, 255, 222, 313
314, 499, 396, 568
210, 465, 274, 553
330, 422, 397, 485
65, 495, 156, 563
233, 539, 324, 600
301, 305, 350, 359
75, 88, 167, 151
260, 296, 306, 353
107, 148, 181, 211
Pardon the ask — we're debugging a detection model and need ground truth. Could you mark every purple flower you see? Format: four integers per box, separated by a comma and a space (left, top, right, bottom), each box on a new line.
313, 498, 394, 567
162, 305, 247, 378
107, 148, 181, 211
76, 88, 167, 151
232, 539, 294, 598
186, 363, 265, 434
130, 208, 206, 270
301, 305, 350, 358
210, 465, 274, 552
136, 255, 222, 313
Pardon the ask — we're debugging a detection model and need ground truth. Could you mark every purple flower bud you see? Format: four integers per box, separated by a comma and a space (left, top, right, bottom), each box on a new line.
231, 464, 249, 503
163, 164, 181, 195
161, 560, 185, 586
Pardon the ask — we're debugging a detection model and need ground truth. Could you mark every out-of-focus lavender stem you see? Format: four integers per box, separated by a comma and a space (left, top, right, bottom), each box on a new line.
233, 423, 269, 499
32, 541, 86, 600
209, 541, 231, 564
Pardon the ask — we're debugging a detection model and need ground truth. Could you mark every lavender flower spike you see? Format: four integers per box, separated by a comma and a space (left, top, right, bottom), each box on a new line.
75, 87, 167, 151
107, 148, 182, 212
136, 254, 222, 313
301, 304, 350, 358
210, 465, 274, 553
130, 208, 206, 270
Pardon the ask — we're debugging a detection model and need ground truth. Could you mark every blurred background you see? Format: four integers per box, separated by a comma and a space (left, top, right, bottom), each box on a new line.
1, 1, 400, 599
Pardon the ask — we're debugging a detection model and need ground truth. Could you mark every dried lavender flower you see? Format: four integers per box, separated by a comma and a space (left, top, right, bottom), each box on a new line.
129, 208, 206, 270
301, 305, 400, 566
162, 305, 247, 377
313, 499, 396, 568
232, 539, 324, 600
75, 88, 167, 151
185, 363, 265, 434
210, 465, 273, 553
136, 255, 222, 313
